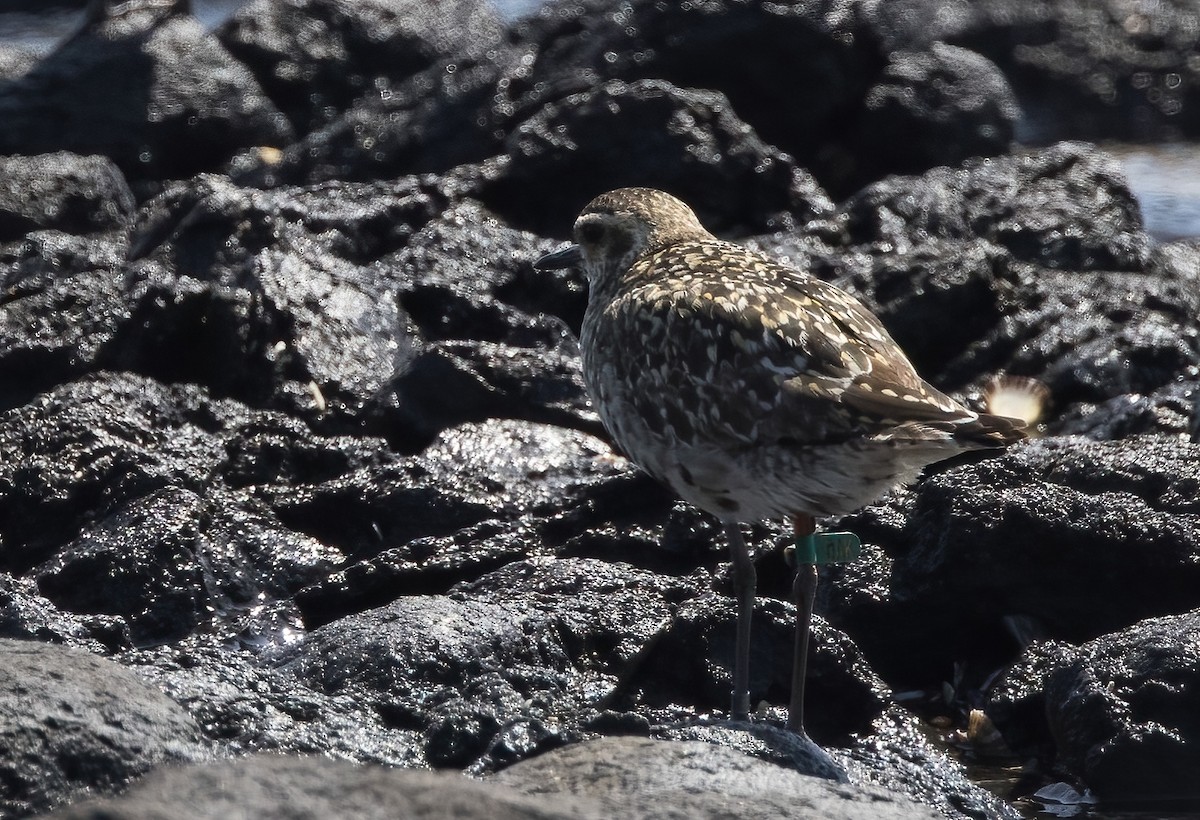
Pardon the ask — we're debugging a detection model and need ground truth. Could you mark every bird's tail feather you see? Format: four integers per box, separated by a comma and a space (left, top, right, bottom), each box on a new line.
950, 412, 1028, 447
879, 413, 1027, 449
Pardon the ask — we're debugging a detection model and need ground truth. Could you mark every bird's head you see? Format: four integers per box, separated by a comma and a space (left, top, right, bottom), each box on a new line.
533, 188, 709, 293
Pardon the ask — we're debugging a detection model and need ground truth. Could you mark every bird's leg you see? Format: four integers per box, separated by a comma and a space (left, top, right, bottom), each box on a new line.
724, 522, 755, 721
789, 513, 818, 736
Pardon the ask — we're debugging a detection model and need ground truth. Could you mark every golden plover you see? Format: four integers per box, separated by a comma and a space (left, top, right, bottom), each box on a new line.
535, 188, 1026, 735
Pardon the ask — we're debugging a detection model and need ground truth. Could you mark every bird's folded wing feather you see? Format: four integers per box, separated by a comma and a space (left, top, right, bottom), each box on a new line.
615, 245, 977, 446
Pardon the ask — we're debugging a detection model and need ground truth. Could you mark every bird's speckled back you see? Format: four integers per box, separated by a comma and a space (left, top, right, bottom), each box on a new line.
565, 187, 1024, 519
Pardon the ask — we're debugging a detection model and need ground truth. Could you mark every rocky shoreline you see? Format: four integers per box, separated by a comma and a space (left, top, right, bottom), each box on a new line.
2, 1, 1199, 817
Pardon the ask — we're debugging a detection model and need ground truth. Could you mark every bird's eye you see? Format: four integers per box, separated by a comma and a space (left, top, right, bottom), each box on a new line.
578, 222, 604, 244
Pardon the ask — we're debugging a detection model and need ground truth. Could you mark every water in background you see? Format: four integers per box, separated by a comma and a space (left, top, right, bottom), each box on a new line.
1103, 143, 1200, 242
0, 8, 81, 53
0, 0, 541, 46
0, 0, 1197, 242
492, 0, 544, 21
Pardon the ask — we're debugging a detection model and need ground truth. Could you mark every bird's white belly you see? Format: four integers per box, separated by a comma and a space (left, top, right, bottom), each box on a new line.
594, 383, 932, 522
580, 304, 933, 522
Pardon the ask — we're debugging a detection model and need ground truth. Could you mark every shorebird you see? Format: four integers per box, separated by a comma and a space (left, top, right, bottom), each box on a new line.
535, 188, 1026, 734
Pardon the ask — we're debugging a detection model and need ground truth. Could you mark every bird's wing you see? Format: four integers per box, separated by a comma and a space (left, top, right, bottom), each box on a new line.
772, 271, 974, 423
610, 241, 980, 447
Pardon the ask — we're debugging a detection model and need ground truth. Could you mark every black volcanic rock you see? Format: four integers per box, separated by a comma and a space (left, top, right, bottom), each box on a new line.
0, 573, 127, 652
943, 261, 1200, 405
124, 174, 431, 431
293, 420, 620, 627
261, 76, 838, 239
0, 229, 127, 301
0, 46, 37, 82
825, 435, 1200, 685
0, 376, 345, 638
247, 0, 890, 197
1053, 380, 1200, 441
5, 171, 438, 433
218, 0, 504, 135
0, 375, 240, 573
32, 485, 340, 645
233, 46, 531, 188
1, 0, 1199, 814
493, 736, 945, 820
0, 1, 292, 183
853, 43, 1019, 183
867, 0, 1200, 142
0, 638, 211, 818
841, 142, 1149, 271
0, 250, 132, 408
476, 79, 836, 237
988, 611, 1200, 805
43, 754, 606, 820
276, 558, 693, 770
0, 153, 134, 242
509, 0, 885, 196
378, 199, 596, 445
632, 591, 889, 744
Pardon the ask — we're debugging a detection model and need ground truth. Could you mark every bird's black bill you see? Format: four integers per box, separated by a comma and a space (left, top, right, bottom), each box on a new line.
533, 244, 582, 271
